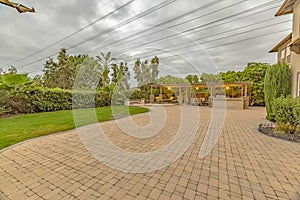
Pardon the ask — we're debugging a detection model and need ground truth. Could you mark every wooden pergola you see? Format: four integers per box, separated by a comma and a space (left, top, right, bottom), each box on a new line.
148, 82, 252, 108
0, 0, 35, 13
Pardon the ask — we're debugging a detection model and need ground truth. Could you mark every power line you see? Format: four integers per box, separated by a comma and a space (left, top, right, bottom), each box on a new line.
102, 0, 231, 49
111, 6, 281, 58
93, 4, 281, 60
16, 0, 180, 68
121, 28, 291, 62
5, 0, 137, 66
116, 18, 291, 60
96, 0, 280, 51
45, 0, 115, 45
67, 0, 180, 50
11, 0, 284, 69
107, 0, 283, 57
25, 29, 289, 76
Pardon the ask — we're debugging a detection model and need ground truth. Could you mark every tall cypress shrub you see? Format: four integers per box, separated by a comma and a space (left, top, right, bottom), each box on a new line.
264, 63, 291, 120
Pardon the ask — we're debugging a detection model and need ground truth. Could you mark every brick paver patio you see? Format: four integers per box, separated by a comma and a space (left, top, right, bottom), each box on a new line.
1, 106, 300, 199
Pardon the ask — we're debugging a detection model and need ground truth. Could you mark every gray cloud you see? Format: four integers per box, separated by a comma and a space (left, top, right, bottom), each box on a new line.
0, 0, 292, 80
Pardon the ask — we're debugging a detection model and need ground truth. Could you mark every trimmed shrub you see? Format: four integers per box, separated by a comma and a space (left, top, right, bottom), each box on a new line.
130, 89, 146, 100
273, 96, 300, 134
264, 63, 291, 121
1, 87, 111, 114
292, 98, 300, 126
30, 87, 72, 112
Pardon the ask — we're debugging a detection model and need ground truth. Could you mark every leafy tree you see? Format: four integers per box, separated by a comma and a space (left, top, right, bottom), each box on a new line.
242, 62, 269, 105
0, 73, 34, 113
133, 56, 159, 87
32, 75, 43, 87
74, 57, 101, 89
150, 56, 159, 83
158, 75, 186, 84
110, 62, 131, 104
96, 52, 116, 89
185, 75, 199, 84
264, 62, 291, 120
42, 48, 87, 89
7, 66, 18, 74
111, 62, 130, 89
200, 73, 222, 83
220, 70, 243, 82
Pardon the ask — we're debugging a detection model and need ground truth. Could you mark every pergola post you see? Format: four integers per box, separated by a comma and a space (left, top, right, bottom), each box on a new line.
179, 87, 182, 105
149, 85, 154, 103
185, 87, 188, 104
244, 85, 248, 97
241, 85, 243, 97
159, 86, 163, 100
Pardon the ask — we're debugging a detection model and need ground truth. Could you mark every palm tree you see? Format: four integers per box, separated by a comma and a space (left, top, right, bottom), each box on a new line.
96, 52, 116, 89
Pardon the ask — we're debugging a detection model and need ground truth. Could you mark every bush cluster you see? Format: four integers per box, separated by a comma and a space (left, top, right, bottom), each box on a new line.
264, 63, 291, 121
273, 96, 300, 134
4, 87, 110, 114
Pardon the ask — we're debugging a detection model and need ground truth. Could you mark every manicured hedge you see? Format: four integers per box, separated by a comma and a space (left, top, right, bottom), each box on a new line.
6, 87, 110, 113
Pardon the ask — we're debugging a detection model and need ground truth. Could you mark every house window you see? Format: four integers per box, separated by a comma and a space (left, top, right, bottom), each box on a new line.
287, 46, 291, 56
280, 48, 286, 60
286, 46, 291, 63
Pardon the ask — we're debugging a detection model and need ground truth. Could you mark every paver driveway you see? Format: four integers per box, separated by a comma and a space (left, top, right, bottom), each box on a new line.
0, 105, 300, 200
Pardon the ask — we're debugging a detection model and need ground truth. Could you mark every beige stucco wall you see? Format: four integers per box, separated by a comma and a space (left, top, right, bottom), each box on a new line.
212, 98, 244, 109
291, 0, 300, 97
293, 0, 300, 40
277, 39, 291, 64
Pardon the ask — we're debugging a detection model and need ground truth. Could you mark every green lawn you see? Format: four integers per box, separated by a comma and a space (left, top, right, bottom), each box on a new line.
0, 106, 149, 150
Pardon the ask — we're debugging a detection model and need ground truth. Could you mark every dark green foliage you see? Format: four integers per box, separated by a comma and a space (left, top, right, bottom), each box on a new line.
30, 88, 72, 112
264, 63, 291, 120
293, 99, 300, 126
242, 63, 268, 106
273, 96, 298, 125
197, 63, 268, 105
185, 75, 199, 84
133, 56, 159, 87
1, 86, 111, 114
129, 90, 146, 100
273, 96, 300, 134
0, 73, 34, 113
199, 73, 222, 83
220, 70, 243, 82
42, 48, 88, 89
158, 75, 186, 84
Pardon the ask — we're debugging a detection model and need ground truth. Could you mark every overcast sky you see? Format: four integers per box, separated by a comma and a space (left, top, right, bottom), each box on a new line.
0, 0, 292, 81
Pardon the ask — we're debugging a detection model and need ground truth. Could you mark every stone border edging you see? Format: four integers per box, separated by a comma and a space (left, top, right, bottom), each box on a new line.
253, 128, 300, 145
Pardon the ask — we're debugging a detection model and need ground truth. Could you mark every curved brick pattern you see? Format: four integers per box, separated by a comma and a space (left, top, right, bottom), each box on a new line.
0, 106, 300, 199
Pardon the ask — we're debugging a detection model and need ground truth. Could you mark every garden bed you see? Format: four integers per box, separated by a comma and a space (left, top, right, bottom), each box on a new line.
258, 123, 300, 143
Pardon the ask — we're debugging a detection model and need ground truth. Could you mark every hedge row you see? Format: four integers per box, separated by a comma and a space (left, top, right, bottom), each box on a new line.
4, 87, 110, 113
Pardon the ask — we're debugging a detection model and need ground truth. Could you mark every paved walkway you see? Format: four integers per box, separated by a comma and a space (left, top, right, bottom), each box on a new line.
1, 106, 300, 200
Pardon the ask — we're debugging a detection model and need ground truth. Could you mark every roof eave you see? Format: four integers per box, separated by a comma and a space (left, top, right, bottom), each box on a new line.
269, 33, 292, 53
275, 0, 296, 16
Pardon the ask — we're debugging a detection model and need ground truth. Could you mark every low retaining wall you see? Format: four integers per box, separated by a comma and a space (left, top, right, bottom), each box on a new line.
211, 97, 248, 109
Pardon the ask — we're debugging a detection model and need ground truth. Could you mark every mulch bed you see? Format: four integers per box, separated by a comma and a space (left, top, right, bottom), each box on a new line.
0, 112, 18, 119
258, 123, 300, 143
